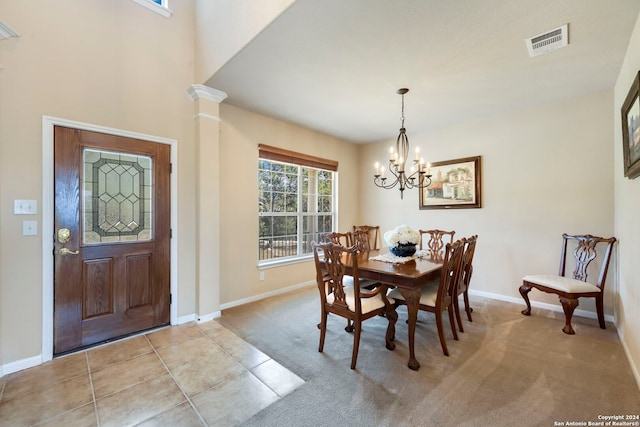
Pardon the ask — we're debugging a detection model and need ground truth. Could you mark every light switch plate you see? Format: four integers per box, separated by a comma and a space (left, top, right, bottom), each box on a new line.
23, 220, 37, 236
14, 199, 37, 215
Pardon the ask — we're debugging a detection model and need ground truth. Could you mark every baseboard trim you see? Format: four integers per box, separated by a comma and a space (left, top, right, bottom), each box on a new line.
1, 355, 42, 377
196, 312, 221, 323
220, 280, 315, 311
618, 326, 640, 391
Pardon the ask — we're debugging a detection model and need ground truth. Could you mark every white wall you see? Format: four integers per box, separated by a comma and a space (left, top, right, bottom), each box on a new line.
614, 11, 640, 386
359, 90, 615, 313
194, 0, 295, 83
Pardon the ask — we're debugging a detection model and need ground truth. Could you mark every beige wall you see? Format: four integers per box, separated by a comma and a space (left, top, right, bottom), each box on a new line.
614, 11, 640, 385
218, 103, 360, 304
359, 89, 615, 313
194, 0, 295, 83
0, 0, 197, 366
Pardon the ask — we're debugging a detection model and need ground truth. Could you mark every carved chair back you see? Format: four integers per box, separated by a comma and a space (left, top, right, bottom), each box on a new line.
352, 225, 380, 250
322, 231, 350, 247
436, 239, 466, 308
559, 234, 616, 290
350, 229, 372, 253
312, 241, 356, 312
458, 235, 478, 295
419, 229, 456, 258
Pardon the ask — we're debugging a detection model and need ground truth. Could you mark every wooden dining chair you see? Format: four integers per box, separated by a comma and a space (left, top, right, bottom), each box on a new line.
419, 229, 455, 259
520, 233, 616, 335
312, 241, 397, 369
323, 230, 378, 332
352, 225, 380, 250
453, 235, 478, 333
388, 238, 466, 356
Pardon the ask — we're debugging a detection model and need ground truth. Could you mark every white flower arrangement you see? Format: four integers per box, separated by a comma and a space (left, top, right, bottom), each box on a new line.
384, 224, 420, 248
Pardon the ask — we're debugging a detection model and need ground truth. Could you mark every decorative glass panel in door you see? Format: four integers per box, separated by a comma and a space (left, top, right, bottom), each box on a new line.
83, 148, 153, 244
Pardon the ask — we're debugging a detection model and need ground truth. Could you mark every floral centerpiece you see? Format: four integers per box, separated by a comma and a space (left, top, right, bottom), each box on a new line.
384, 224, 420, 257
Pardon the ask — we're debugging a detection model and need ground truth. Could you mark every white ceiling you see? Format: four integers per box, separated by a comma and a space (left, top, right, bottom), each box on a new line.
206, 0, 640, 144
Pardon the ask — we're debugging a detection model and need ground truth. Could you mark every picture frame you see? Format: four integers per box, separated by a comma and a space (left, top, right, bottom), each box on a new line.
622, 71, 640, 179
419, 155, 481, 209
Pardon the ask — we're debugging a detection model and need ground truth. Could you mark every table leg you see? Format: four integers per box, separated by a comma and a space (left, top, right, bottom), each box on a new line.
398, 287, 421, 370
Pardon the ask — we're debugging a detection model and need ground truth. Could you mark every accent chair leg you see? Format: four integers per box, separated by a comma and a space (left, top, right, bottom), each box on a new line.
595, 296, 606, 329
559, 297, 579, 335
519, 284, 533, 316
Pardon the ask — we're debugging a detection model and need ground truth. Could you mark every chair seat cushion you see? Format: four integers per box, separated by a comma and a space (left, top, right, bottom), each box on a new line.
388, 280, 439, 307
523, 274, 601, 294
327, 286, 390, 314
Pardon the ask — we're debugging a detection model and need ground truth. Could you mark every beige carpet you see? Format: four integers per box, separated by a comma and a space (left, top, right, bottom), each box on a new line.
217, 286, 640, 427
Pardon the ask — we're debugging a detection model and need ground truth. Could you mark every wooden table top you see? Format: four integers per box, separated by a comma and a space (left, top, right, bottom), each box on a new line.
345, 250, 443, 288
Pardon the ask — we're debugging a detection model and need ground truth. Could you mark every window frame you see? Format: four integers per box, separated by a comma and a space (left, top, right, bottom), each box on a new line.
258, 145, 338, 268
132, 0, 172, 18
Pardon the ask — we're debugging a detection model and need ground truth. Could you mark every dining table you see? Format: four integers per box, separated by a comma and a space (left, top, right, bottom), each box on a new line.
343, 249, 443, 370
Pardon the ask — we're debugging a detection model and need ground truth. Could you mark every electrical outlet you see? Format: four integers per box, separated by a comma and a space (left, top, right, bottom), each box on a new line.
259, 271, 265, 281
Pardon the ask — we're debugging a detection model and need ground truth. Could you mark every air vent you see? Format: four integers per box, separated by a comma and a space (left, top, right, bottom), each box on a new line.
526, 24, 568, 57
0, 20, 18, 40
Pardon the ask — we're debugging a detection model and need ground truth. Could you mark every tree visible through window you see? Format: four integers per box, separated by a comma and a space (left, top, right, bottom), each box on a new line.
258, 145, 337, 264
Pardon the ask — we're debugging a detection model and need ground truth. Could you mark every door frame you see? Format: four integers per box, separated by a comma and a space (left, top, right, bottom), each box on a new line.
41, 115, 178, 363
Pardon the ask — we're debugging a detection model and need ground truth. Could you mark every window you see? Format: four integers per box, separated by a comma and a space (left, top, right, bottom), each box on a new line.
132, 0, 171, 18
258, 145, 338, 265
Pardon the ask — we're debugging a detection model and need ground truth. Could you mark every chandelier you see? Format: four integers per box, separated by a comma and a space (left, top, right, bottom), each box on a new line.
373, 88, 432, 199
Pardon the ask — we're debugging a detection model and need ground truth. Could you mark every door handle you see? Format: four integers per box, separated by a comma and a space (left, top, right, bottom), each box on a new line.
59, 247, 79, 256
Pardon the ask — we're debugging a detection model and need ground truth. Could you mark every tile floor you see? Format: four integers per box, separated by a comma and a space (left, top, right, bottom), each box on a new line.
0, 321, 305, 427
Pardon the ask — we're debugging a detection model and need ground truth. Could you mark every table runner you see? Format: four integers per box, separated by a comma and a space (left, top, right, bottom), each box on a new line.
369, 249, 430, 264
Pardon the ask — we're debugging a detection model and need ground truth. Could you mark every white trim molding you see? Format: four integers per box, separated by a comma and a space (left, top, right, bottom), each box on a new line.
187, 85, 228, 103
193, 113, 221, 122
41, 116, 179, 364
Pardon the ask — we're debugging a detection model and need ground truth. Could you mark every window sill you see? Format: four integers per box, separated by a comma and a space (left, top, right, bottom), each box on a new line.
258, 254, 313, 270
132, 0, 172, 18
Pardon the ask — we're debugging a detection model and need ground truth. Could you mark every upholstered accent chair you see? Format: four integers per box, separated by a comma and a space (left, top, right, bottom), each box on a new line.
519, 233, 616, 335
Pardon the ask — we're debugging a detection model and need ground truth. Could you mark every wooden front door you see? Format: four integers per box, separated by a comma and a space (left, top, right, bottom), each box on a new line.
53, 126, 171, 354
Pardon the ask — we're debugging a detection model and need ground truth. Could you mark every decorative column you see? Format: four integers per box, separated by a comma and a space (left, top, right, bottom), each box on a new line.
187, 84, 227, 321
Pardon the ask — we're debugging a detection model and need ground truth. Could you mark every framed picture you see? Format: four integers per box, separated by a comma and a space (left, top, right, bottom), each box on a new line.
419, 156, 481, 209
622, 71, 640, 179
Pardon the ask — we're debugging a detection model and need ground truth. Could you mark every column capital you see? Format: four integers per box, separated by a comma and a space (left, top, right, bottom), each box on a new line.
187, 85, 228, 103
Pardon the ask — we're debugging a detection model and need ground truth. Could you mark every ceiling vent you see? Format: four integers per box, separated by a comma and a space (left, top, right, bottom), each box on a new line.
526, 24, 568, 57
0, 20, 19, 40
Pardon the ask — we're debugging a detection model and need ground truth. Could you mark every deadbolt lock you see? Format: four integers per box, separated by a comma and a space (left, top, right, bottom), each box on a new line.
57, 228, 71, 244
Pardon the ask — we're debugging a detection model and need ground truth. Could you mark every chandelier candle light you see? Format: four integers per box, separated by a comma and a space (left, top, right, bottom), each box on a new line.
373, 88, 432, 199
